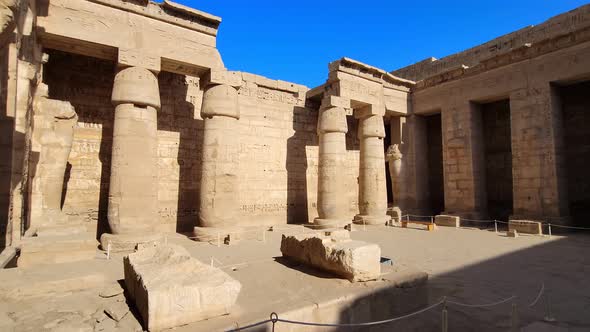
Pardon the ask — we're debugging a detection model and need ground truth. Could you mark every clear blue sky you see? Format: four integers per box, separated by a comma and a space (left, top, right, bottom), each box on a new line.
177, 1, 588, 87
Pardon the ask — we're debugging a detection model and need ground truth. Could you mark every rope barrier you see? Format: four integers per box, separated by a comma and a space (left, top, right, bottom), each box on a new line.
273, 299, 444, 328
547, 224, 590, 230
528, 283, 545, 307
446, 295, 516, 308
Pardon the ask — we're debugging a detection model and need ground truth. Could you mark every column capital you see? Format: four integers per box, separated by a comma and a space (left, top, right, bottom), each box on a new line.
112, 66, 161, 110
317, 106, 348, 134
201, 83, 240, 119
358, 114, 385, 138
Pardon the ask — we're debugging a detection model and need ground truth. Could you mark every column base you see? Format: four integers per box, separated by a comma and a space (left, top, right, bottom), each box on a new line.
353, 214, 391, 225
312, 218, 350, 230
100, 232, 163, 253
193, 226, 263, 245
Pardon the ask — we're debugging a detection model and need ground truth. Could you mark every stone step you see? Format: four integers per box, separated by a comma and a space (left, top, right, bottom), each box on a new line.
18, 233, 99, 268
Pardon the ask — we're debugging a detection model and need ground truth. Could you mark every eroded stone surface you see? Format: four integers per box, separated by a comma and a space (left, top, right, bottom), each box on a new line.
509, 220, 543, 235
124, 244, 241, 331
435, 215, 461, 227
280, 232, 381, 282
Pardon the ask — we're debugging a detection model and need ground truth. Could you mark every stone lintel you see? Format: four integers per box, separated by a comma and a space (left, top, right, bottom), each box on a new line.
118, 48, 161, 73
203, 69, 243, 88
321, 95, 350, 109
354, 103, 386, 118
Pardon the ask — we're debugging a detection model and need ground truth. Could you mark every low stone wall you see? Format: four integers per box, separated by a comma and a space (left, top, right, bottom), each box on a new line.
508, 220, 543, 235
435, 215, 460, 227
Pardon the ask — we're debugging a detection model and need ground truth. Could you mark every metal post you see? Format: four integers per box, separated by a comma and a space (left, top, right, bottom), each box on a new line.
210, 257, 214, 267
217, 232, 221, 247
494, 221, 498, 234
441, 298, 448, 332
431, 216, 434, 224
548, 224, 552, 238
107, 242, 111, 260
511, 302, 519, 332
544, 292, 556, 322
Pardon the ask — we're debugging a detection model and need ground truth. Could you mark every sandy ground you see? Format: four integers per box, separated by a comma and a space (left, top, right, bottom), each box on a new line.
0, 224, 588, 331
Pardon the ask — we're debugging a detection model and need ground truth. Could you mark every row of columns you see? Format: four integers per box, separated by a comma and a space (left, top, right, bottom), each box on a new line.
101, 65, 240, 250
314, 104, 392, 229
100, 67, 394, 247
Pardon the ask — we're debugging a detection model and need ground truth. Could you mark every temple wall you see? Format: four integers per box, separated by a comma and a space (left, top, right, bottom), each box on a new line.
41, 50, 361, 235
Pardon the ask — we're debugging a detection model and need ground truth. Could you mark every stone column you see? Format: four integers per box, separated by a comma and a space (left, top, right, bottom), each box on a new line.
354, 114, 390, 225
314, 106, 349, 229
194, 83, 240, 237
100, 66, 161, 251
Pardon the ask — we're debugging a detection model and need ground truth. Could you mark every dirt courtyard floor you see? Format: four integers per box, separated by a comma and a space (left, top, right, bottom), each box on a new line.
0, 223, 588, 331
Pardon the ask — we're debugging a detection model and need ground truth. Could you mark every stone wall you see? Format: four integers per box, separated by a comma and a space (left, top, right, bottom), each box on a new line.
41, 50, 361, 235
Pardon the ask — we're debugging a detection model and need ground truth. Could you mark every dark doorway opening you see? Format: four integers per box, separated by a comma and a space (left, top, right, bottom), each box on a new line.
426, 114, 444, 215
384, 119, 393, 205
561, 81, 590, 226
481, 99, 513, 221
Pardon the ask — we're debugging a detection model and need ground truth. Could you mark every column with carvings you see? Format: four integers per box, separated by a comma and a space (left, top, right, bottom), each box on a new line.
100, 66, 162, 252
354, 114, 390, 225
194, 77, 241, 240
314, 105, 349, 229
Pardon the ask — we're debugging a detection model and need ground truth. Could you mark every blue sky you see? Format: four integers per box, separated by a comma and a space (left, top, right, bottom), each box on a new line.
177, 1, 589, 87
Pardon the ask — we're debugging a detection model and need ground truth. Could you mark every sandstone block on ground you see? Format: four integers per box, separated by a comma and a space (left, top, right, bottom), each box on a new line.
387, 206, 402, 223
124, 244, 241, 331
280, 232, 381, 282
509, 220, 543, 235
435, 215, 460, 227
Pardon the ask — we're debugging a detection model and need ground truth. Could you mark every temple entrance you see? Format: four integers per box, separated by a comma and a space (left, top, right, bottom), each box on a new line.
481, 99, 513, 221
426, 114, 444, 215
561, 81, 590, 226
384, 120, 393, 205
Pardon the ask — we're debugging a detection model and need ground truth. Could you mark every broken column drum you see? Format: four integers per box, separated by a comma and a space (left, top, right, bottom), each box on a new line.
314, 106, 349, 229
198, 84, 240, 228
354, 114, 390, 225
102, 67, 160, 250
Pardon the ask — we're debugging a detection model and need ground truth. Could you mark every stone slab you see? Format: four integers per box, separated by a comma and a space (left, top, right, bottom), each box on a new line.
100, 233, 163, 253
508, 220, 543, 235
435, 215, 461, 227
280, 233, 381, 282
387, 206, 402, 223
124, 244, 241, 331
18, 233, 98, 268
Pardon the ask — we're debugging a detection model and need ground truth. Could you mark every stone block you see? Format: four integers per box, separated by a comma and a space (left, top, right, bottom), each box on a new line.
508, 220, 543, 235
124, 244, 241, 331
435, 215, 461, 227
387, 206, 402, 223
18, 234, 98, 268
507, 229, 519, 238
280, 233, 381, 282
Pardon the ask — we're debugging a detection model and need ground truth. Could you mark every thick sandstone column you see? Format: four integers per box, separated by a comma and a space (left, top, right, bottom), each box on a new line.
101, 67, 161, 251
354, 115, 390, 225
197, 84, 240, 230
314, 106, 349, 229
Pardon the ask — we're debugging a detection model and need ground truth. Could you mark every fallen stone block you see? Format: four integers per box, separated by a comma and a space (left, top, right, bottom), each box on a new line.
435, 215, 460, 227
280, 233, 381, 282
507, 229, 519, 238
387, 206, 402, 223
124, 244, 241, 331
509, 220, 542, 235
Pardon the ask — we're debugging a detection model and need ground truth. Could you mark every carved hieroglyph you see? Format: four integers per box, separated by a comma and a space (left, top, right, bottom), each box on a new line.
29, 84, 77, 228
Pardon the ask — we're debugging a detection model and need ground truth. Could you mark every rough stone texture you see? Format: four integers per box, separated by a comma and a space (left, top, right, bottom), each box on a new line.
0, 0, 16, 41
354, 113, 390, 225
28, 83, 78, 229
280, 232, 381, 281
17, 233, 98, 267
198, 83, 240, 229
124, 244, 241, 331
435, 215, 460, 228
508, 220, 543, 235
507, 229, 519, 238
387, 206, 402, 223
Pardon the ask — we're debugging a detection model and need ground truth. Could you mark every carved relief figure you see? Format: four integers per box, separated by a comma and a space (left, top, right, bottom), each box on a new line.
29, 84, 78, 229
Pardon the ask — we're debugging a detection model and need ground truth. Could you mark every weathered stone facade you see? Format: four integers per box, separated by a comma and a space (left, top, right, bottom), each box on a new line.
1, 1, 590, 253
